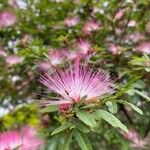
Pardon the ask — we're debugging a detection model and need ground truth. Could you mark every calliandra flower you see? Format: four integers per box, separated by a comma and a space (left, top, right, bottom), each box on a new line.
83, 20, 100, 34
77, 39, 93, 55
0, 11, 16, 28
40, 59, 115, 107
0, 126, 43, 150
108, 43, 122, 55
66, 50, 79, 60
128, 20, 136, 27
122, 129, 147, 149
20, 126, 44, 150
131, 138, 147, 149
0, 131, 21, 150
39, 62, 52, 71
8, 0, 18, 9
124, 32, 145, 43
122, 129, 138, 141
114, 9, 125, 21
0, 48, 7, 57
6, 55, 23, 66
64, 16, 80, 27
134, 41, 150, 54
48, 49, 67, 65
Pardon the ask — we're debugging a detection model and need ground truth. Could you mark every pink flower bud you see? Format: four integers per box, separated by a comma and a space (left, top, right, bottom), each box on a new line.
0, 11, 16, 28
64, 16, 80, 27
6, 55, 23, 66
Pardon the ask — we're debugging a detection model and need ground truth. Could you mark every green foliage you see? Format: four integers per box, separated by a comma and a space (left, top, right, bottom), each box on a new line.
94, 109, 128, 133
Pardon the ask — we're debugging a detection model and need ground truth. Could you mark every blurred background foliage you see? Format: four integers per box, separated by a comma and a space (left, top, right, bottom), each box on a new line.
0, 0, 150, 149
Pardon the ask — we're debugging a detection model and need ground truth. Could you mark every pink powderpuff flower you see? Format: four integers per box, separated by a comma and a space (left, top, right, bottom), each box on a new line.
83, 20, 100, 35
125, 32, 145, 43
0, 11, 16, 28
48, 49, 67, 65
77, 39, 93, 55
0, 126, 43, 150
122, 129, 139, 141
131, 138, 147, 149
0, 48, 7, 57
108, 43, 122, 55
66, 50, 79, 60
122, 129, 147, 149
8, 0, 18, 9
6, 55, 23, 66
20, 126, 44, 150
40, 59, 115, 107
39, 62, 52, 71
128, 20, 136, 27
134, 41, 150, 54
64, 16, 80, 27
114, 9, 125, 21
0, 131, 21, 150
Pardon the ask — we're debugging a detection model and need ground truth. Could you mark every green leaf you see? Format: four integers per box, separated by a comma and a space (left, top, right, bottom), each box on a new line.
74, 130, 92, 150
124, 102, 143, 115
76, 111, 97, 128
96, 109, 128, 133
51, 122, 72, 135
63, 131, 73, 150
75, 121, 90, 133
106, 101, 118, 114
40, 105, 58, 113
134, 90, 150, 102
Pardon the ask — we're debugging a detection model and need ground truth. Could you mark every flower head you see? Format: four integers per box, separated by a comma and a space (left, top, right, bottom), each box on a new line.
48, 49, 67, 65
134, 41, 150, 54
40, 59, 114, 106
6, 55, 23, 66
0, 11, 16, 28
83, 20, 100, 34
122, 129, 147, 149
114, 9, 125, 21
0, 131, 21, 150
131, 138, 147, 149
108, 43, 122, 55
64, 16, 80, 27
0, 126, 43, 150
77, 39, 93, 55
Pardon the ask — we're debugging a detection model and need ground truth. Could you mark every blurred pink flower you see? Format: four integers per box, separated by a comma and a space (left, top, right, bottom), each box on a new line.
0, 48, 7, 57
128, 20, 136, 27
8, 0, 18, 9
0, 11, 16, 28
122, 129, 138, 141
108, 43, 122, 55
146, 21, 150, 33
0, 126, 43, 150
39, 62, 51, 71
64, 16, 80, 27
114, 9, 125, 21
114, 28, 123, 36
0, 131, 21, 150
66, 50, 79, 60
20, 126, 44, 150
125, 32, 145, 43
134, 41, 150, 54
83, 20, 100, 34
40, 59, 114, 107
122, 129, 147, 149
48, 49, 67, 65
6, 55, 23, 66
77, 39, 93, 55
131, 138, 147, 149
